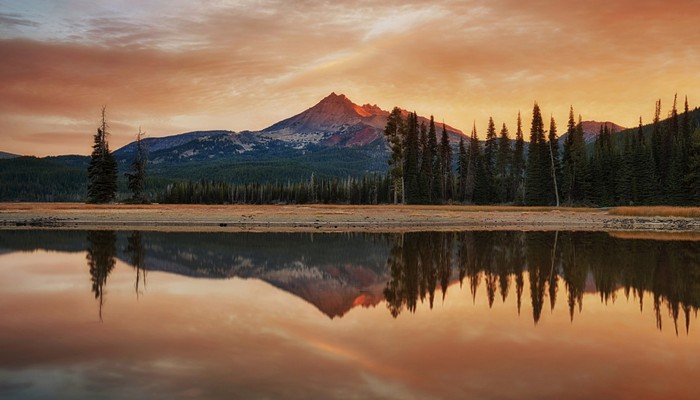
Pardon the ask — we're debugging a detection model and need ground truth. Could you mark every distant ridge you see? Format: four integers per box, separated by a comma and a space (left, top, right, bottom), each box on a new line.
559, 120, 628, 144
0, 151, 20, 159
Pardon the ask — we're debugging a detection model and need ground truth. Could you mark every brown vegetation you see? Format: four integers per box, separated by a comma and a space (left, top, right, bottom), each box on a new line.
609, 206, 700, 218
1, 203, 698, 232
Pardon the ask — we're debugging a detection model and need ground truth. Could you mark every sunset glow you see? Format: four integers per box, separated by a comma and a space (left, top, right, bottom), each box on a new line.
1, 0, 699, 156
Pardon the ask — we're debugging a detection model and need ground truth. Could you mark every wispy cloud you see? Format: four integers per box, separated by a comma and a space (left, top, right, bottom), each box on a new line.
1, 0, 699, 155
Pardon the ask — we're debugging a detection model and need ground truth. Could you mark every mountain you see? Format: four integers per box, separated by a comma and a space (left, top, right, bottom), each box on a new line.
108, 93, 467, 183
0, 151, 20, 159
114, 93, 465, 163
261, 92, 464, 147
559, 121, 628, 144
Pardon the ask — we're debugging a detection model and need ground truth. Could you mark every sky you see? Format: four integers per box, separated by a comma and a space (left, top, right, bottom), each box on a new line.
1, 0, 699, 156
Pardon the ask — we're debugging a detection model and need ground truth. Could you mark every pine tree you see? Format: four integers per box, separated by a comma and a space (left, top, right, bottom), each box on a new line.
574, 115, 591, 202
651, 99, 671, 196
440, 123, 453, 202
125, 128, 147, 203
561, 107, 576, 203
478, 117, 497, 203
458, 137, 468, 202
464, 123, 480, 202
404, 112, 421, 204
495, 123, 512, 202
524, 102, 548, 205
548, 116, 561, 206
428, 116, 441, 203
473, 149, 491, 204
384, 107, 405, 204
511, 112, 526, 204
484, 117, 498, 171
87, 107, 118, 204
418, 120, 431, 203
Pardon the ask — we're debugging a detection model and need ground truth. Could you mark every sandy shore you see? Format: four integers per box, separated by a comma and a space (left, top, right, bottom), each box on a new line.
1, 203, 699, 233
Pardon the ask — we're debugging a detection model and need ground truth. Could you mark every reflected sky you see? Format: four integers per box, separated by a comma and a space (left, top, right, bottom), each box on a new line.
0, 230, 699, 399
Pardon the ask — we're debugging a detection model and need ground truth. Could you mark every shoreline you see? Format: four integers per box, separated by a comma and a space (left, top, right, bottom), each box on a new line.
1, 203, 699, 233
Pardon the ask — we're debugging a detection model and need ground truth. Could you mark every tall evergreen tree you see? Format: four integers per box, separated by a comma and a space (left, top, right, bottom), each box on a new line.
428, 116, 441, 203
418, 120, 431, 203
495, 123, 512, 202
472, 142, 491, 204
404, 112, 421, 204
562, 107, 578, 203
524, 102, 549, 205
484, 117, 498, 170
548, 116, 561, 206
575, 115, 592, 202
511, 112, 526, 204
669, 93, 680, 141
458, 136, 468, 202
87, 107, 118, 204
125, 128, 147, 203
384, 107, 405, 204
651, 99, 672, 193
440, 122, 453, 202
479, 117, 497, 202
464, 123, 480, 202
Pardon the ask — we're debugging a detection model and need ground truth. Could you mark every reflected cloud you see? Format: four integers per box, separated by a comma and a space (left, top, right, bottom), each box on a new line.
2, 229, 700, 398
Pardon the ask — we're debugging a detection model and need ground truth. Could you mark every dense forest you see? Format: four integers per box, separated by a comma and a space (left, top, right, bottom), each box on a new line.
162, 96, 700, 206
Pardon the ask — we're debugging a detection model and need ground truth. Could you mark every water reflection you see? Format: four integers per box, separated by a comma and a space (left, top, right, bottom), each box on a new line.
2, 229, 699, 400
1, 229, 699, 333
86, 231, 116, 321
126, 231, 147, 298
384, 231, 700, 334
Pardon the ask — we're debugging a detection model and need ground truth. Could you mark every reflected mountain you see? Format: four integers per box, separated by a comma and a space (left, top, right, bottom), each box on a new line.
1, 229, 699, 332
0, 230, 390, 319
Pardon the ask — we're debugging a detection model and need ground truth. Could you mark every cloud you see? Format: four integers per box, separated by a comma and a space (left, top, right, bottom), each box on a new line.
363, 6, 449, 42
1, 0, 699, 155
0, 12, 39, 28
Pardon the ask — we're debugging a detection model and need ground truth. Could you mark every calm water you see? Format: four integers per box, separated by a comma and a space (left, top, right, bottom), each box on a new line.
1, 230, 699, 399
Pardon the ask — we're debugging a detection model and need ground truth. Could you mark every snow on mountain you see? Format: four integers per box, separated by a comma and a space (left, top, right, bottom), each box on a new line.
115, 93, 468, 163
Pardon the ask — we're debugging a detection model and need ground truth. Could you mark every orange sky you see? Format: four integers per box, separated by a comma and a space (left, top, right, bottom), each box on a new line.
1, 0, 699, 156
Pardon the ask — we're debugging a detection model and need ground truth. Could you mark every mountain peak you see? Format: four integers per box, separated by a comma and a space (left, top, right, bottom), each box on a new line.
264, 92, 378, 133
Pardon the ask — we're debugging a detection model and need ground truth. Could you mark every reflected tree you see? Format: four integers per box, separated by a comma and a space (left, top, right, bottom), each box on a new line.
126, 231, 147, 299
380, 230, 700, 334
86, 230, 117, 321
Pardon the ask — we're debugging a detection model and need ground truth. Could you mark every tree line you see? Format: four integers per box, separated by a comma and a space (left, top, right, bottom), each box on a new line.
385, 96, 700, 206
89, 96, 700, 206
159, 174, 393, 204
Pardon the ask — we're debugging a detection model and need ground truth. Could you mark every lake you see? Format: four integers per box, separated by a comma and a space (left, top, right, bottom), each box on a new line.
0, 230, 698, 399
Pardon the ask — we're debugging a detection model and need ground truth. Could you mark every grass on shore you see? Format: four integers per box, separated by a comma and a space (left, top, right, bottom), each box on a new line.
609, 206, 700, 218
